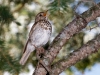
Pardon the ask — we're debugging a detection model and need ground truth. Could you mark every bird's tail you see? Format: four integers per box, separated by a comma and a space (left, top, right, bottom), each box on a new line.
19, 42, 35, 65
19, 50, 31, 65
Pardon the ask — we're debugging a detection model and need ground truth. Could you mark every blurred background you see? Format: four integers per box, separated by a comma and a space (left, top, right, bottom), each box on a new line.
0, 0, 100, 75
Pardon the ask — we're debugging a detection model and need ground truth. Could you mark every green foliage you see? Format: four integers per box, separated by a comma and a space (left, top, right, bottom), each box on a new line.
9, 0, 31, 4
0, 5, 14, 24
0, 40, 21, 74
67, 32, 84, 50
49, 0, 74, 11
75, 58, 91, 71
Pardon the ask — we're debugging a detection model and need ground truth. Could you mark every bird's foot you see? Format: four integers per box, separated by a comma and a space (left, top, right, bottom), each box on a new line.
35, 46, 51, 73
36, 46, 45, 59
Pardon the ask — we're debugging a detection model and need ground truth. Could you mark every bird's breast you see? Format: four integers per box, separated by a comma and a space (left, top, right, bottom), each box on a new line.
30, 21, 52, 47
40, 21, 52, 31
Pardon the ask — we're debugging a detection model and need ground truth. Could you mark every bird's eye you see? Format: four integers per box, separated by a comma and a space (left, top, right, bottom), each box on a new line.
39, 14, 42, 16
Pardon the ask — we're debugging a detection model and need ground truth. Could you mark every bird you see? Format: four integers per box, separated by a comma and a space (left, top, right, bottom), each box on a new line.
19, 11, 52, 65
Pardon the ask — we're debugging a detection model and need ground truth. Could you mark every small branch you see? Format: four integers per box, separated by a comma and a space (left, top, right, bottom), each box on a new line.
33, 2, 100, 75
82, 3, 100, 22
51, 34, 100, 75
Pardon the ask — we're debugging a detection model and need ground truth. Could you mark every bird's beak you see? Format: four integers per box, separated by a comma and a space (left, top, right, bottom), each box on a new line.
43, 10, 48, 16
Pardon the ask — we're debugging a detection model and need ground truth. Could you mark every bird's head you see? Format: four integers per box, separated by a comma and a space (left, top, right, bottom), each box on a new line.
35, 10, 48, 22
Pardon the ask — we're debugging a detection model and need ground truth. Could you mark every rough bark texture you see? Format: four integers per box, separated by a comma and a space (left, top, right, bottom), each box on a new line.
51, 34, 100, 75
33, 3, 100, 75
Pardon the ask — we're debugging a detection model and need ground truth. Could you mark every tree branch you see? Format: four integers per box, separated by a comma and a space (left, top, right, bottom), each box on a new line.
33, 2, 100, 75
51, 34, 100, 75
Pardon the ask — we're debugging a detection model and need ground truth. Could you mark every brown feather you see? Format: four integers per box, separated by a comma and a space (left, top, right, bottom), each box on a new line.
29, 23, 37, 37
23, 39, 29, 53
23, 22, 37, 53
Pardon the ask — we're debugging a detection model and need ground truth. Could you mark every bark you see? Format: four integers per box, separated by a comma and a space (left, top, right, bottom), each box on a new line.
51, 34, 100, 75
33, 2, 100, 75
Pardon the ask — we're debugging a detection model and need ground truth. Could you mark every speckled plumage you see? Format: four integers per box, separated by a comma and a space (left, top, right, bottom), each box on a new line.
20, 12, 52, 65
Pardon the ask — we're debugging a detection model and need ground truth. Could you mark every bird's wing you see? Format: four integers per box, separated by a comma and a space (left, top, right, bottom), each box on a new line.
23, 22, 38, 53
29, 22, 37, 37
23, 39, 29, 53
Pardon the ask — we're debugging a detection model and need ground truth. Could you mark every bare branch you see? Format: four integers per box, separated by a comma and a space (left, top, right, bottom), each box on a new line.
51, 34, 100, 75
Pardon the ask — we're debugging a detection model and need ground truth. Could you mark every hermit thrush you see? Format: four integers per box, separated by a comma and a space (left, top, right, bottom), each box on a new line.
20, 11, 52, 65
